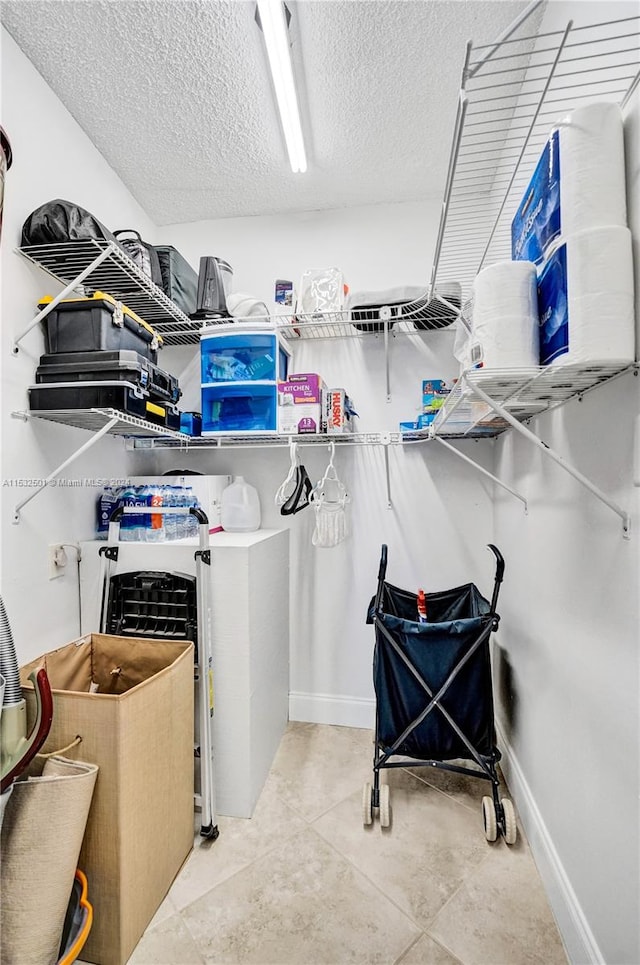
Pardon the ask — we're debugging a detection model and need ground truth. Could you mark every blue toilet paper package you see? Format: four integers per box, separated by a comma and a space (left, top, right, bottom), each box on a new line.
512, 132, 561, 265
537, 244, 568, 366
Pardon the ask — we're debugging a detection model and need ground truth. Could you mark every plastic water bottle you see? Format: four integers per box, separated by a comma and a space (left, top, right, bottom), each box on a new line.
186, 488, 199, 538
221, 476, 261, 532
147, 484, 165, 542
164, 486, 177, 541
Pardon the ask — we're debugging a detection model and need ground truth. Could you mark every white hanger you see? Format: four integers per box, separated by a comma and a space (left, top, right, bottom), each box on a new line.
275, 439, 299, 506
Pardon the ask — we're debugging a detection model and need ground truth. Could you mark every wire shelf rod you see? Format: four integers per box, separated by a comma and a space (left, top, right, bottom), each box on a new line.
477, 20, 573, 274
622, 66, 640, 107
466, 0, 544, 78
468, 41, 640, 79
469, 14, 639, 53
470, 28, 640, 68
466, 67, 638, 101
465, 81, 628, 118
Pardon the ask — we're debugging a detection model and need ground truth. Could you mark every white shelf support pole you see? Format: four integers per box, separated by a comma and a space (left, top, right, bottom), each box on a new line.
12, 416, 119, 523
381, 434, 392, 509
383, 314, 391, 402
467, 380, 631, 538
12, 246, 113, 353
434, 436, 528, 511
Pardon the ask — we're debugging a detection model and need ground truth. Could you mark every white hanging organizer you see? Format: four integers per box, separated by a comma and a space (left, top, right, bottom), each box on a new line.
311, 442, 351, 548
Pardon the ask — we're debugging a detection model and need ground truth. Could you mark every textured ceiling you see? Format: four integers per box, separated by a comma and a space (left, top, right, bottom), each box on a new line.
1, 0, 543, 225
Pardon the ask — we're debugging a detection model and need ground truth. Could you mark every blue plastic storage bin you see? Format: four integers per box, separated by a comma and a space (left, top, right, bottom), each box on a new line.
201, 383, 278, 434
200, 329, 290, 384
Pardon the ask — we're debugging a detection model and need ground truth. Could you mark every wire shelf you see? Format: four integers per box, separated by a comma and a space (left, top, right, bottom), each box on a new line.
431, 362, 635, 438
19, 407, 186, 438
17, 241, 461, 343
18, 240, 202, 346
129, 430, 404, 450
430, 14, 640, 299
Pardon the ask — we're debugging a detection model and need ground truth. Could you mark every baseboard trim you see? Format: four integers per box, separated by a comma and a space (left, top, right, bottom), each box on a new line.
289, 692, 375, 729
496, 721, 604, 965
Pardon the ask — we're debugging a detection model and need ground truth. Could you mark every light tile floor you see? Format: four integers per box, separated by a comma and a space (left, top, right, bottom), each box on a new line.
124, 723, 568, 965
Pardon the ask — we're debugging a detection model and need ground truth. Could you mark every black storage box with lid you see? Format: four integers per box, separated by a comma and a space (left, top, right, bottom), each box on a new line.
28, 382, 181, 429
40, 294, 162, 363
36, 350, 181, 404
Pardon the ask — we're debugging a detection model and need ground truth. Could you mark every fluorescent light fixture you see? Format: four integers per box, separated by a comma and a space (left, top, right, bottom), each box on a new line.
257, 0, 307, 173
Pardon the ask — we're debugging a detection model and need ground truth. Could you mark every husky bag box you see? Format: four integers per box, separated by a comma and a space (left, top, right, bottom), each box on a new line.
20, 635, 194, 965
154, 245, 199, 315
39, 292, 163, 362
21, 199, 122, 249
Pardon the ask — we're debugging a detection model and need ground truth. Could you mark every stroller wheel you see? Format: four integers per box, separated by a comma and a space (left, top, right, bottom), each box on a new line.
362, 783, 373, 826
501, 798, 517, 845
482, 796, 498, 842
379, 783, 391, 828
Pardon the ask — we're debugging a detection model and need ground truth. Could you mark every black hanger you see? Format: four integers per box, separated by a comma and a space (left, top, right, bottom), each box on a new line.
280, 464, 312, 515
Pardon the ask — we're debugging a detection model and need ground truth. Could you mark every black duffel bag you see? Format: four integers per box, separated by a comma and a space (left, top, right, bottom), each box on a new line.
114, 229, 164, 289
154, 245, 198, 316
21, 199, 123, 249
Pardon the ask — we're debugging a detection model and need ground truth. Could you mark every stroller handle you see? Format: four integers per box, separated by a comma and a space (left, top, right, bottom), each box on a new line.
487, 544, 505, 614
378, 545, 388, 583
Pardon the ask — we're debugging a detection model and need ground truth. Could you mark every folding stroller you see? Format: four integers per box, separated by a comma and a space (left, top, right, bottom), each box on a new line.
365, 544, 516, 844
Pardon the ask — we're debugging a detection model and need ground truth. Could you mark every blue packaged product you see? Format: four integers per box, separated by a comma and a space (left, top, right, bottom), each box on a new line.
537, 244, 568, 366
512, 132, 560, 265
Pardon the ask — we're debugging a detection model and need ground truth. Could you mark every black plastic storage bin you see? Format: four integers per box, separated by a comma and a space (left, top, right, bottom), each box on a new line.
40, 295, 161, 362
105, 571, 199, 656
36, 350, 181, 404
154, 246, 198, 316
28, 382, 149, 419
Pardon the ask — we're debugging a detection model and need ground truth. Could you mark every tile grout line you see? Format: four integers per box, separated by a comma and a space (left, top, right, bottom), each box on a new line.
306, 821, 430, 937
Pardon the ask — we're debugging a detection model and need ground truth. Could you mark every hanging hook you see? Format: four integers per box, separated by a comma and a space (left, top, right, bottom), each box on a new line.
328, 440, 336, 468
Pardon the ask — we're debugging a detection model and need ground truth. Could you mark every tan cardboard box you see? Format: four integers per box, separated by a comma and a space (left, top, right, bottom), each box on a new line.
21, 634, 194, 965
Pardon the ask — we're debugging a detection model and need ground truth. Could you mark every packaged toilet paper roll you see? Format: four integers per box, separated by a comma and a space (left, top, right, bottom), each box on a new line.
538, 226, 635, 367
471, 261, 539, 368
512, 102, 627, 264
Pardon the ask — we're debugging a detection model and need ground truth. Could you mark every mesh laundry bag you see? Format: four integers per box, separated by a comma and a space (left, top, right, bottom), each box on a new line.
0, 755, 98, 965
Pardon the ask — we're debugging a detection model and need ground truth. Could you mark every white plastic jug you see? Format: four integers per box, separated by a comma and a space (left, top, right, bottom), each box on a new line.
220, 476, 261, 532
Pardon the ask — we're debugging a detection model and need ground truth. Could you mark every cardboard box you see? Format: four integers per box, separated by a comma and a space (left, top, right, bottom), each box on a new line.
278, 400, 323, 434
324, 388, 356, 435
21, 635, 194, 965
278, 373, 327, 434
422, 379, 451, 413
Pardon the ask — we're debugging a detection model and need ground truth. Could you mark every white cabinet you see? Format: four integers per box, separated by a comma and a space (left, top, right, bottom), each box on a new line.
80, 528, 289, 818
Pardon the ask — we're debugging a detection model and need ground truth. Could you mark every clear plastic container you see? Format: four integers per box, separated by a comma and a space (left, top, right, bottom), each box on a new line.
221, 477, 261, 532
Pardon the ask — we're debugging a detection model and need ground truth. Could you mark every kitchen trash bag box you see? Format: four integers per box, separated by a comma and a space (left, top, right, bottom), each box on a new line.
20, 634, 194, 965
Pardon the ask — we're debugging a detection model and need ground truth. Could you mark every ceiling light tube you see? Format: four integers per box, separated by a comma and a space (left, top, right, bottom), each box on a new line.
257, 0, 307, 173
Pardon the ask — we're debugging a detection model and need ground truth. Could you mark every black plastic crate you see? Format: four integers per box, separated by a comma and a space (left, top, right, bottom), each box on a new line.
28, 382, 148, 419
105, 571, 198, 656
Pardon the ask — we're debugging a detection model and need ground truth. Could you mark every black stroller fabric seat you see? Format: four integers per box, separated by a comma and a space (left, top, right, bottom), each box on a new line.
375, 604, 495, 760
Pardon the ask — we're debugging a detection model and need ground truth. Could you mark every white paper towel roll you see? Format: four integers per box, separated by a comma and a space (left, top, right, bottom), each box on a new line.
538, 226, 635, 367
512, 102, 627, 264
472, 261, 539, 368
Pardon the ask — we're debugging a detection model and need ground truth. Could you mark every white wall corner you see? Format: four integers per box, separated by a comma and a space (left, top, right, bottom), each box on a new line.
496, 722, 605, 965
289, 692, 375, 729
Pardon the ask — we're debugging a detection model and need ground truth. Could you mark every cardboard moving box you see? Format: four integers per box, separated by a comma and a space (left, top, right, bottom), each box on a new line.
21, 634, 194, 965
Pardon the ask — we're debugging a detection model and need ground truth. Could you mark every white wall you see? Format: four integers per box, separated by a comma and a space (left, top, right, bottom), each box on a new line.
131, 202, 497, 723
0, 27, 157, 660
490, 3, 640, 963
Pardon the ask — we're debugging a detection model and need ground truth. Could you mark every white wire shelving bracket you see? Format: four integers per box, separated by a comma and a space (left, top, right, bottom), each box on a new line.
425, 10, 639, 536
429, 13, 640, 299
428, 365, 636, 536
10, 407, 186, 523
